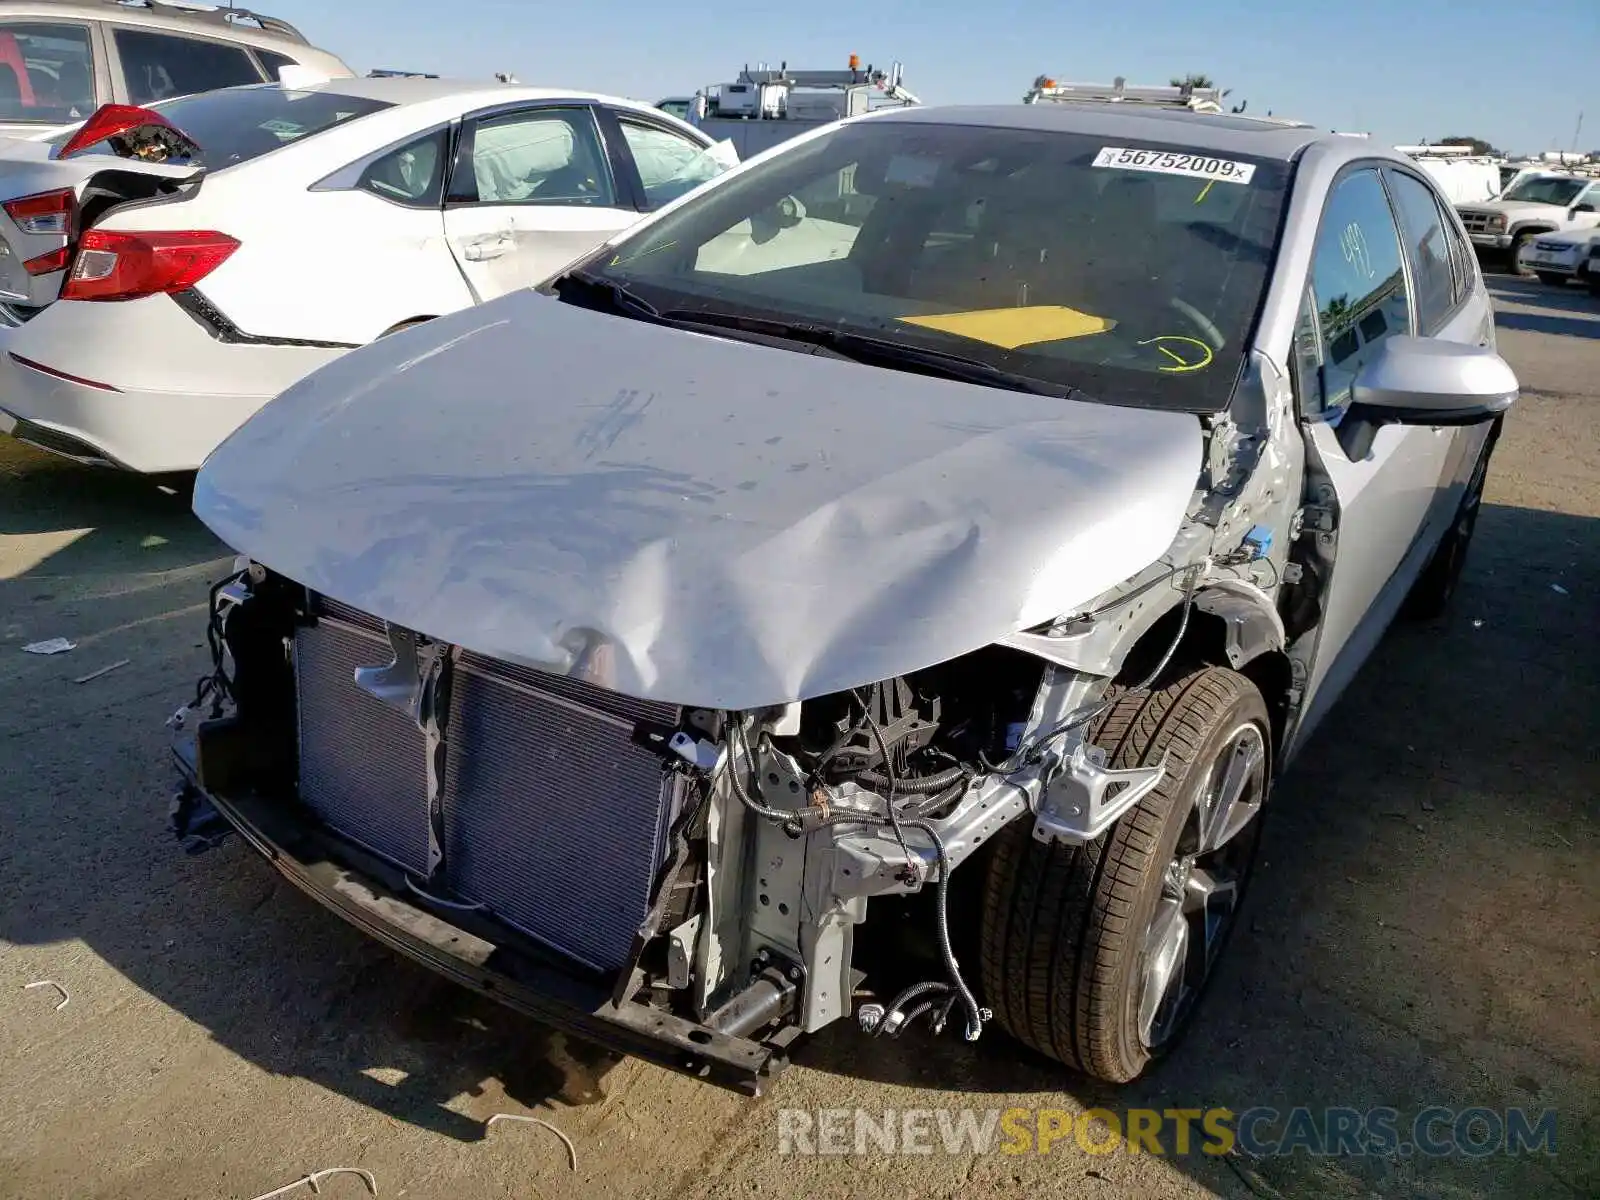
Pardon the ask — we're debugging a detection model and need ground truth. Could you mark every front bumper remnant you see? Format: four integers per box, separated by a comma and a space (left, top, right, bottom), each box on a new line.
171, 720, 788, 1095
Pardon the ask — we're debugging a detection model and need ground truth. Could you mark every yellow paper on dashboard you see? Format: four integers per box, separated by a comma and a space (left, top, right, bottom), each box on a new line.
898, 305, 1116, 349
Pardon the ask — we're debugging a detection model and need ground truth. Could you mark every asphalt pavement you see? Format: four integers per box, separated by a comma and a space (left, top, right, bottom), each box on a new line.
1, 274, 1594, 1200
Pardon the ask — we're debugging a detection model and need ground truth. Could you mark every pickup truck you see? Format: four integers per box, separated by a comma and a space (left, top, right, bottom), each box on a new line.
1456, 173, 1600, 273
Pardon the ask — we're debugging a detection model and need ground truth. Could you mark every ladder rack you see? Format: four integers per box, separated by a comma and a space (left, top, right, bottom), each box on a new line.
1024, 75, 1224, 114
48, 0, 312, 42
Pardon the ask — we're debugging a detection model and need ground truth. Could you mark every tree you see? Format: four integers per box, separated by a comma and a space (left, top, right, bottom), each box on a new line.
1438, 135, 1503, 157
1171, 73, 1215, 90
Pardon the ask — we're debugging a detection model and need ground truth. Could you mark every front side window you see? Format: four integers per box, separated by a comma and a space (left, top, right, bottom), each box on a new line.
560, 120, 1292, 413
1387, 170, 1455, 332
114, 29, 263, 104
459, 108, 615, 206
0, 22, 95, 124
1310, 169, 1411, 417
617, 117, 723, 208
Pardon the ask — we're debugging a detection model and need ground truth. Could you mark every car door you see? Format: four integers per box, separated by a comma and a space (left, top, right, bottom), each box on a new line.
1292, 164, 1486, 742
442, 103, 639, 302
1570, 180, 1600, 229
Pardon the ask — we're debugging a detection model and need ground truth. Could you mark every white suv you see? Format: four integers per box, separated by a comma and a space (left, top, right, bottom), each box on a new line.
0, 0, 349, 135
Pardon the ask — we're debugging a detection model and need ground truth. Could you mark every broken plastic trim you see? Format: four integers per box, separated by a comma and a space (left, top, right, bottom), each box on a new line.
170, 288, 359, 349
58, 104, 202, 162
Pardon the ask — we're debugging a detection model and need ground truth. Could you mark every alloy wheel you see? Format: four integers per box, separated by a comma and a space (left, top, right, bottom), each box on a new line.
1137, 721, 1268, 1050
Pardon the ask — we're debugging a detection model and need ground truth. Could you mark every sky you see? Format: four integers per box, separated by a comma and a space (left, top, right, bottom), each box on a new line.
275, 0, 1596, 156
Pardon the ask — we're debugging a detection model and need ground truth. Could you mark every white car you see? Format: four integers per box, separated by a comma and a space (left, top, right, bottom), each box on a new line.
0, 75, 734, 473
0, 0, 351, 137
1515, 225, 1600, 289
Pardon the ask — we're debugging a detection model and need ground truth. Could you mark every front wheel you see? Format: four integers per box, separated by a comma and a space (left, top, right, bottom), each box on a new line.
1510, 232, 1538, 277
980, 667, 1271, 1083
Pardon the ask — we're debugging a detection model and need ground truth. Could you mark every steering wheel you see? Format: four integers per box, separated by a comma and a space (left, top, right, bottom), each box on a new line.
1167, 297, 1226, 351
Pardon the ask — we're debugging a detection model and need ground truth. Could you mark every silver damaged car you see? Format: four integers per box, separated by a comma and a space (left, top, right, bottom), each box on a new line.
172, 98, 1517, 1091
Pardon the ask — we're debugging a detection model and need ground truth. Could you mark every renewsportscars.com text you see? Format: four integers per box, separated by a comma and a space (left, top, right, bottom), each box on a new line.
776, 1106, 1558, 1158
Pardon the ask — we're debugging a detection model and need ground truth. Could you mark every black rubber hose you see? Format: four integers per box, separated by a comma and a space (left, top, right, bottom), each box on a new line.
724, 722, 797, 825
855, 763, 968, 793
903, 818, 988, 1041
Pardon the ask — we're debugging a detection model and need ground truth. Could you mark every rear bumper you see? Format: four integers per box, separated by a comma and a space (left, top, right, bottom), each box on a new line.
0, 294, 345, 473
0, 378, 272, 474
171, 719, 786, 1095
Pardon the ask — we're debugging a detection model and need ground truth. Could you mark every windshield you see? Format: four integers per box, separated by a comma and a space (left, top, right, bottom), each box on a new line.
1501, 176, 1587, 205
554, 119, 1291, 413
47, 85, 391, 168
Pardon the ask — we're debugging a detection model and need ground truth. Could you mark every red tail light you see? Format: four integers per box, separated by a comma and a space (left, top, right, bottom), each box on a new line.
62, 229, 239, 301
57, 104, 180, 159
3, 188, 78, 274
5, 187, 76, 234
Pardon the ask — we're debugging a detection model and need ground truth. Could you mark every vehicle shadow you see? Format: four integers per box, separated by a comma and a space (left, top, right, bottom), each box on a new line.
1491, 310, 1600, 339
2, 437, 1594, 1190
794, 501, 1598, 1198
0, 446, 630, 1141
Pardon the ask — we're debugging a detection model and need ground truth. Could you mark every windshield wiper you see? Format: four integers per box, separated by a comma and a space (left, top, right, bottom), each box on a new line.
555, 270, 662, 320
657, 310, 1084, 399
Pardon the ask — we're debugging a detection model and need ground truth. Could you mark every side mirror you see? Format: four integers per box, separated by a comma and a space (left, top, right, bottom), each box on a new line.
1570, 202, 1596, 215
1347, 336, 1517, 427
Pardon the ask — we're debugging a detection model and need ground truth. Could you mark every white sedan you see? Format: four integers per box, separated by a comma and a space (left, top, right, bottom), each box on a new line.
1515, 225, 1600, 290
0, 75, 734, 473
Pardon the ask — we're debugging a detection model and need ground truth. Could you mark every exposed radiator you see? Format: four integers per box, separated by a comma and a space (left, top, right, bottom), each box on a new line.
293, 601, 682, 974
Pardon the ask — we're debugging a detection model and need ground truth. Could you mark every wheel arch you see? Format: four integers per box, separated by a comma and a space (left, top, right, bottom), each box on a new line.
1115, 585, 1293, 756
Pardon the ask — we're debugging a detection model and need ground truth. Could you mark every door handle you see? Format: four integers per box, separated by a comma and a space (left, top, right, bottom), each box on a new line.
462, 231, 514, 262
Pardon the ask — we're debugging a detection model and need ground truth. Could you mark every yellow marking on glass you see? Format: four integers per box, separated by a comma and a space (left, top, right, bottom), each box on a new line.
609, 240, 677, 267
1194, 179, 1215, 204
897, 305, 1116, 349
1136, 335, 1214, 373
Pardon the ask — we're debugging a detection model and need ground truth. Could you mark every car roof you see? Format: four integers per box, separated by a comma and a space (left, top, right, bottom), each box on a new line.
0, 0, 323, 52
303, 75, 664, 114
871, 103, 1329, 162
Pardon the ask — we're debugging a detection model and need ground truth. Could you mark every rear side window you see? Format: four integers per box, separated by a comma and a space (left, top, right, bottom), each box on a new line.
457, 108, 615, 206
0, 22, 95, 124
51, 87, 392, 168
114, 28, 263, 104
359, 128, 448, 207
1387, 170, 1456, 332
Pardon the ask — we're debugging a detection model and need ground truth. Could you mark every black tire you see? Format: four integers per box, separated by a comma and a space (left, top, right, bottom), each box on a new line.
1509, 232, 1538, 277
1535, 271, 1567, 288
980, 667, 1271, 1083
1588, 273, 1600, 299
1403, 420, 1500, 620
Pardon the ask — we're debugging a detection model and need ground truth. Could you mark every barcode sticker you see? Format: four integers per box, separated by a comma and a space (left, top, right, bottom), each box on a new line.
1093, 147, 1257, 185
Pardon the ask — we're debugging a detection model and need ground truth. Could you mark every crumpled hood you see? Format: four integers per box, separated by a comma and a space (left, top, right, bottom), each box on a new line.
194, 291, 1204, 710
